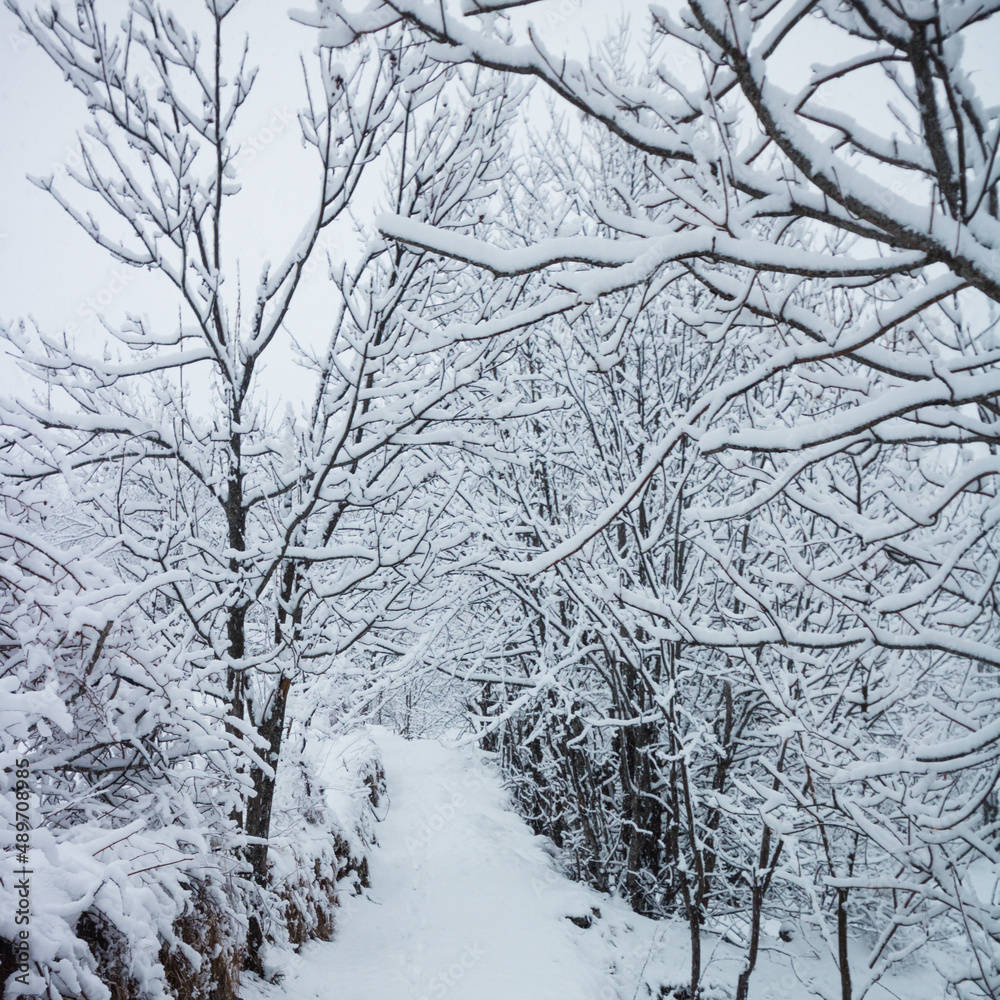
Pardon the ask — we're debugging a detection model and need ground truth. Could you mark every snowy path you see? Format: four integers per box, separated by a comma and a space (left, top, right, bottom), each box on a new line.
260, 732, 615, 1000
249, 731, 943, 1000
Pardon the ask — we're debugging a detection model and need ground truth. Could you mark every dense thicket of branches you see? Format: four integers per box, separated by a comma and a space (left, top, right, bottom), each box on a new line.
320, 2, 1000, 998
6, 0, 1000, 998
1, 0, 526, 994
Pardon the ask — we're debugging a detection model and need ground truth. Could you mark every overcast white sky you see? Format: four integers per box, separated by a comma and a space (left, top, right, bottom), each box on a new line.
0, 0, 334, 340
0, 1, 636, 348
2, 0, 997, 378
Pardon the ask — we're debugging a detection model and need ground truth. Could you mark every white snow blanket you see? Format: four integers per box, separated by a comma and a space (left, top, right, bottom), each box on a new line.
249, 730, 947, 1000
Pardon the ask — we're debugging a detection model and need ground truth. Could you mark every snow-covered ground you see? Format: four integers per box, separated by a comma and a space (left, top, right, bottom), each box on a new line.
247, 730, 947, 1000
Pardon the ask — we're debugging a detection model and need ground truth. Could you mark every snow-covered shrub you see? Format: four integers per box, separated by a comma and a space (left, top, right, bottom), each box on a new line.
267, 727, 385, 948
0, 488, 250, 999
156, 879, 246, 1000
1, 483, 390, 998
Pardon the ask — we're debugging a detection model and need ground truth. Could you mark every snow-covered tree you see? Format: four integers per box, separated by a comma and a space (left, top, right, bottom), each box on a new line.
2, 0, 528, 986
319, 1, 1000, 994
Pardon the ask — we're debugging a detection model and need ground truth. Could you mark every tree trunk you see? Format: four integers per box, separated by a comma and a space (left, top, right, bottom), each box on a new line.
244, 675, 292, 885
837, 887, 852, 1000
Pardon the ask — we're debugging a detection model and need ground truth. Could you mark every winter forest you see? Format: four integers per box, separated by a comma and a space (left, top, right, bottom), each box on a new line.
2, 0, 1000, 997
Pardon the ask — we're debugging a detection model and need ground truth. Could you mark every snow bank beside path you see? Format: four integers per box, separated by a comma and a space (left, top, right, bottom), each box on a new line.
253, 730, 612, 999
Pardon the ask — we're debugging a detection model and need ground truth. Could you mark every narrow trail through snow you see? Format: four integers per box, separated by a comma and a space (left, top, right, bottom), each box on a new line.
248, 731, 941, 1000
263, 732, 615, 1000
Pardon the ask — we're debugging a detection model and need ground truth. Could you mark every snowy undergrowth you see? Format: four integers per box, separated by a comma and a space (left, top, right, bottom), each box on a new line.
1, 648, 383, 1000
263, 729, 386, 964
0, 727, 383, 1000
249, 730, 955, 1000
0, 493, 390, 1000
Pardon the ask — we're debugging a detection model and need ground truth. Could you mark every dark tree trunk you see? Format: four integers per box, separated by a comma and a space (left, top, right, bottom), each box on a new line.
244, 675, 292, 885
837, 887, 852, 1000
